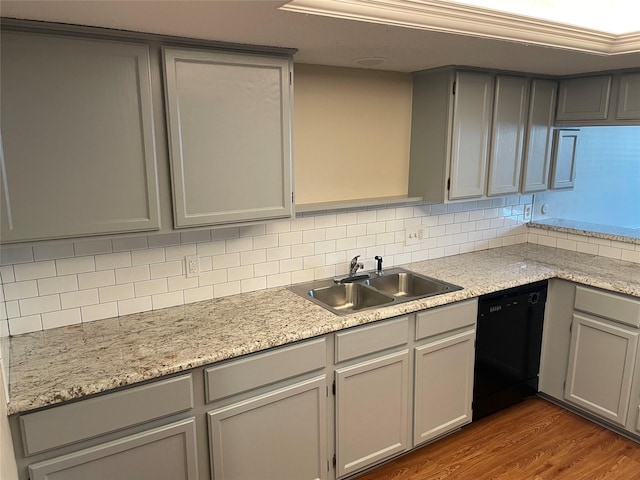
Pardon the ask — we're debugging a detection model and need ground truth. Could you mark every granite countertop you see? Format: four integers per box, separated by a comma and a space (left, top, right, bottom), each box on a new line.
7, 243, 640, 415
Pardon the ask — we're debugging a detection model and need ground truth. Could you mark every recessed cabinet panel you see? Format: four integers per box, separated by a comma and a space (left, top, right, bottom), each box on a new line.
163, 47, 293, 228
616, 73, 640, 120
564, 314, 638, 425
521, 79, 557, 193
449, 72, 494, 200
414, 329, 475, 446
556, 76, 612, 121
335, 350, 409, 478
208, 376, 327, 480
550, 129, 579, 189
487, 76, 529, 196
28, 418, 199, 480
0, 31, 160, 242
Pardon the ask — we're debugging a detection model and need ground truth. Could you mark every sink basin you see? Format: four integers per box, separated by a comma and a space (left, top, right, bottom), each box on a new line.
288, 267, 462, 315
367, 269, 461, 298
305, 282, 394, 314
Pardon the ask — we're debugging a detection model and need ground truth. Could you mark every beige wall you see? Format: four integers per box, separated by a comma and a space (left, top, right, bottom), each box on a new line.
293, 64, 413, 205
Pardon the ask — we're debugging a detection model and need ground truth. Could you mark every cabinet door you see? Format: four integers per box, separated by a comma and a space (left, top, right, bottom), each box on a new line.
0, 31, 160, 243
449, 72, 494, 200
549, 129, 579, 189
556, 76, 612, 121
565, 314, 639, 425
487, 76, 529, 196
208, 376, 327, 480
28, 418, 198, 480
163, 47, 293, 228
335, 350, 409, 478
521, 79, 557, 193
616, 73, 640, 120
414, 329, 475, 446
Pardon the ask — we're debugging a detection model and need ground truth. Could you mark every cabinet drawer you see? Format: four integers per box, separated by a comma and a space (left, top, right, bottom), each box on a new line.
205, 338, 326, 403
21, 374, 194, 456
574, 285, 640, 327
416, 299, 477, 340
28, 418, 198, 480
335, 316, 409, 363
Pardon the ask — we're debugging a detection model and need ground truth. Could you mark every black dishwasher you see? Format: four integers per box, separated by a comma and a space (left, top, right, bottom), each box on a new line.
473, 280, 547, 420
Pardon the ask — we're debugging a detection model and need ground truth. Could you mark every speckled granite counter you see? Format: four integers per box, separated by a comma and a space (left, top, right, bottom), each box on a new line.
7, 244, 640, 415
531, 219, 640, 245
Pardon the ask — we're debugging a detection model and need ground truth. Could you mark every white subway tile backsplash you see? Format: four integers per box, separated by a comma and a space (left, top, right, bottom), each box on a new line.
135, 278, 168, 297
112, 236, 148, 252
168, 275, 199, 292
212, 227, 240, 241
395, 207, 414, 219
336, 212, 357, 226
61, 289, 99, 309
38, 275, 78, 296
279, 231, 303, 246
199, 269, 228, 286
184, 286, 213, 304
119, 296, 152, 316
56, 256, 95, 276
74, 239, 113, 256
147, 233, 181, 248
81, 302, 118, 322
95, 252, 131, 271
537, 236, 557, 248
241, 249, 267, 266
0, 266, 15, 283
226, 237, 253, 253
14, 261, 57, 281
314, 265, 335, 280
241, 277, 266, 293
267, 272, 291, 288
291, 269, 314, 284
267, 246, 291, 262
598, 245, 622, 260
255, 261, 280, 277
266, 221, 290, 234
212, 253, 241, 270
240, 224, 266, 238
356, 211, 377, 224
622, 249, 640, 263
115, 265, 150, 285
253, 235, 279, 250
165, 244, 196, 262
9, 315, 42, 335
150, 261, 183, 279
180, 229, 211, 245
214, 281, 241, 298
132, 248, 166, 266
78, 270, 115, 290
20, 294, 61, 316
99, 284, 134, 303
1, 246, 34, 265
228, 265, 254, 282
5, 301, 20, 319
34, 243, 75, 261
346, 224, 367, 238
4, 280, 39, 301
42, 309, 81, 329
313, 215, 337, 229
197, 241, 226, 257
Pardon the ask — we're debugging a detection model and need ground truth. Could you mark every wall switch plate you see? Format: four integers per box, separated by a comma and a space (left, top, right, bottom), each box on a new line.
186, 255, 200, 278
405, 226, 424, 246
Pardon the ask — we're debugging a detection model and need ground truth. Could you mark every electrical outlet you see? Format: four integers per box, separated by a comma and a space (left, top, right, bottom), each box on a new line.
405, 226, 424, 246
186, 255, 200, 278
524, 205, 532, 222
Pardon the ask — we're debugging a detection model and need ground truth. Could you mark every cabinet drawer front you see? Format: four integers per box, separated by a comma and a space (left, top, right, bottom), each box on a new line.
335, 316, 409, 363
28, 418, 198, 480
416, 299, 477, 340
205, 338, 326, 403
574, 285, 640, 327
21, 374, 194, 456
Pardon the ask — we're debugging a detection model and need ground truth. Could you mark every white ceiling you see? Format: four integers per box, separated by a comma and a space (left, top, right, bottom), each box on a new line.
1, 0, 639, 75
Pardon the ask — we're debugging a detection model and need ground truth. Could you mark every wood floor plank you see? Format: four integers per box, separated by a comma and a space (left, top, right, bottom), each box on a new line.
354, 398, 640, 480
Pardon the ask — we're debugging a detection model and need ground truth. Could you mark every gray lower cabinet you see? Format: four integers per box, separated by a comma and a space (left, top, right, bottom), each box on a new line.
413, 299, 477, 446
0, 30, 160, 243
564, 313, 638, 425
207, 376, 327, 480
413, 330, 475, 445
335, 351, 410, 478
28, 418, 199, 480
162, 47, 293, 228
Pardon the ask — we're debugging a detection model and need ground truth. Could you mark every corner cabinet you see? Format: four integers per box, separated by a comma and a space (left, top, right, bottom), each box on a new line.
0, 31, 161, 243
409, 68, 552, 202
162, 47, 294, 228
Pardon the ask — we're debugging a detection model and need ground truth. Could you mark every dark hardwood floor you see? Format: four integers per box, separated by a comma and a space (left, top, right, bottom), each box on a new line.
355, 397, 640, 480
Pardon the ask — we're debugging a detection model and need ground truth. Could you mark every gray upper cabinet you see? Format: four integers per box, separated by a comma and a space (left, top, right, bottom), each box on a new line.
521, 79, 557, 193
163, 47, 293, 228
616, 73, 640, 120
409, 69, 493, 203
556, 75, 612, 122
549, 129, 579, 189
0, 31, 160, 243
487, 76, 529, 196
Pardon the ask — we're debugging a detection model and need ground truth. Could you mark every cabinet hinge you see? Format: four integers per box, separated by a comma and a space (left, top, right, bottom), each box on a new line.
447, 178, 451, 191
292, 191, 294, 203
452, 81, 456, 95
333, 454, 337, 468
327, 460, 330, 472
332, 381, 336, 395
569, 323, 573, 333
289, 71, 292, 85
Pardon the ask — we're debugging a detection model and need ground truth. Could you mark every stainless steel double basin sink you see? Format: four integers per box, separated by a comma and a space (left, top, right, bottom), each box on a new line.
288, 267, 462, 315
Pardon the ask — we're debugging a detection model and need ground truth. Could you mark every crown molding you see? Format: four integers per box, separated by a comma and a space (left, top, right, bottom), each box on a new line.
280, 0, 640, 55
